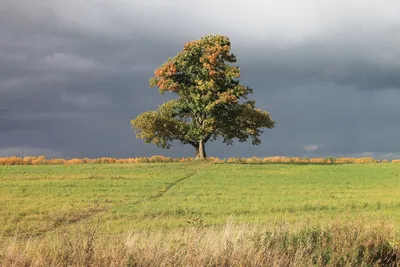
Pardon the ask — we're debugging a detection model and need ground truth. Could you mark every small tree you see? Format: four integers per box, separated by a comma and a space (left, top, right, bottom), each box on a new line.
131, 35, 275, 159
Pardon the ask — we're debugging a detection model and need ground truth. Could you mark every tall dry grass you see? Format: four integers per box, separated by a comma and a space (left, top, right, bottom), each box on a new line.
1, 220, 399, 266
0, 156, 399, 165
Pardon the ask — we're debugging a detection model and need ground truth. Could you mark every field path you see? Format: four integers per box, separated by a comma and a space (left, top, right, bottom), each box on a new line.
148, 171, 198, 201
22, 167, 200, 237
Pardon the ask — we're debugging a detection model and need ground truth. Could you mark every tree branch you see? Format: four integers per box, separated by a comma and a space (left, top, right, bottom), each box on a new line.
204, 133, 212, 143
187, 140, 198, 147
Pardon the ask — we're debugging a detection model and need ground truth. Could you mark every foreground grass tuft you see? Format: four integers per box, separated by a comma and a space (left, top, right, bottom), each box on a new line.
1, 221, 399, 266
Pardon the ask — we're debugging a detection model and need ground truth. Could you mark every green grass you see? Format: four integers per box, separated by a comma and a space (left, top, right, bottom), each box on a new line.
1, 163, 400, 237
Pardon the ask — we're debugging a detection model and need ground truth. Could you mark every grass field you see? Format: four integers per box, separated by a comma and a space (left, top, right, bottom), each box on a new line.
1, 162, 400, 266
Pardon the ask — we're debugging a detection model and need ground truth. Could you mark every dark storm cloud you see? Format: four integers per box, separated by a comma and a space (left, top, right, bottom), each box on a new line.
1, 0, 400, 158
238, 25, 400, 92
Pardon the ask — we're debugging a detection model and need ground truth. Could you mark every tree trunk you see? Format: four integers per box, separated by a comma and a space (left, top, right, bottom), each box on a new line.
195, 140, 206, 159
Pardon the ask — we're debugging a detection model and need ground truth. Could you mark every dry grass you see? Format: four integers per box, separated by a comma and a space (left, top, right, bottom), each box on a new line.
1, 220, 399, 267
0, 155, 400, 165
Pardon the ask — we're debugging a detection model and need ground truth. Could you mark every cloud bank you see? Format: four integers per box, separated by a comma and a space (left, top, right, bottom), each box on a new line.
1, 0, 400, 158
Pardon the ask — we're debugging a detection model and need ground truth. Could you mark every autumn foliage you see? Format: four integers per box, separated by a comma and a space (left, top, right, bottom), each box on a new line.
131, 35, 275, 159
0, 156, 399, 165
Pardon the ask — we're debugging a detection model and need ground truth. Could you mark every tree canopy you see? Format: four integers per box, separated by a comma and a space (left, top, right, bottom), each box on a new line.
131, 35, 275, 159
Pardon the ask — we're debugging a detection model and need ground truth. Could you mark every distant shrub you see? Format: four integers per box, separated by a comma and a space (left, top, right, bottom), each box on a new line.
335, 158, 355, 164
48, 158, 65, 165
207, 157, 224, 163
23, 157, 37, 165
262, 157, 292, 163
66, 158, 84, 164
245, 157, 263, 164
309, 158, 327, 164
31, 156, 47, 165
149, 155, 173, 163
0, 156, 22, 165
291, 157, 310, 164
134, 157, 148, 163
354, 157, 377, 164
227, 158, 240, 163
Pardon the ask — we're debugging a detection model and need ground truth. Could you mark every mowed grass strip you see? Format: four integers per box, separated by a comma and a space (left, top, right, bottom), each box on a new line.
1, 163, 400, 236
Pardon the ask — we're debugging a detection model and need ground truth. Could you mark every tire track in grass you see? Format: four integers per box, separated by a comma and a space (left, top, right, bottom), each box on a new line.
58, 170, 197, 227
21, 206, 108, 238
148, 171, 197, 201
33, 170, 199, 237
128, 170, 198, 206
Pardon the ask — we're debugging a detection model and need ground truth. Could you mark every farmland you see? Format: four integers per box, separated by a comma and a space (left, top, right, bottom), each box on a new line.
1, 162, 400, 266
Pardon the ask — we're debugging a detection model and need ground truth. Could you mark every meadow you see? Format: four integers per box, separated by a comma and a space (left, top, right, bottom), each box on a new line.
1, 162, 400, 266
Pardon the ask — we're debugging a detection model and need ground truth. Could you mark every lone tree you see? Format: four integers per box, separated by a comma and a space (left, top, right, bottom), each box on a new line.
131, 35, 275, 159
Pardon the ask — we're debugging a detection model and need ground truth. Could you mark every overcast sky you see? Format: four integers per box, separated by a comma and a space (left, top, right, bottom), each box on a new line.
1, 0, 400, 159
